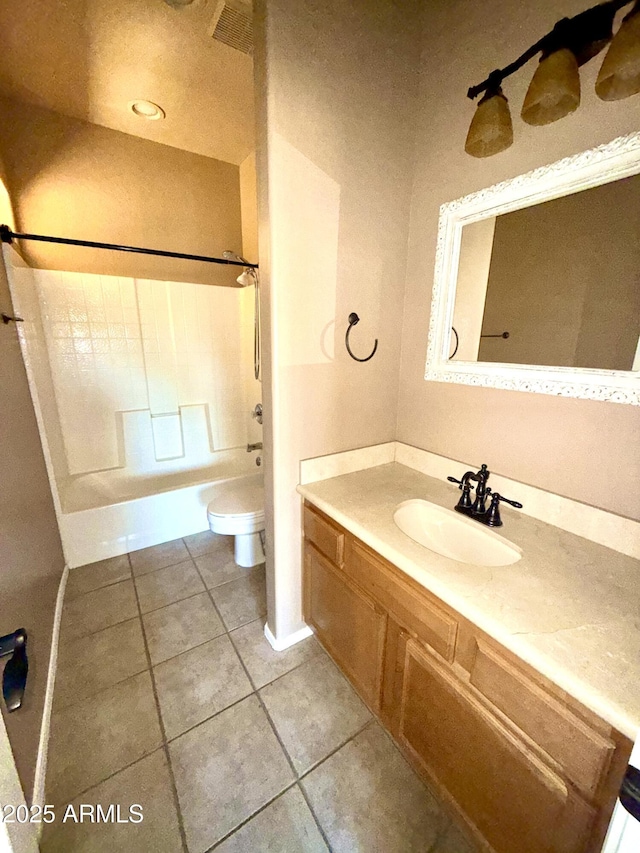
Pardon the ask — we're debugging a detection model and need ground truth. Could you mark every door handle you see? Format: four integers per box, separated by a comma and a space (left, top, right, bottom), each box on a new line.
0, 629, 28, 712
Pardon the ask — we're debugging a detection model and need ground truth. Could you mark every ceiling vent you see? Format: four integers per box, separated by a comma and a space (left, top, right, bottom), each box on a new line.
209, 0, 253, 56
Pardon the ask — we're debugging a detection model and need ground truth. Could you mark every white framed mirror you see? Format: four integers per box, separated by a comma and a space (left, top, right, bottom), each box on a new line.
425, 132, 640, 405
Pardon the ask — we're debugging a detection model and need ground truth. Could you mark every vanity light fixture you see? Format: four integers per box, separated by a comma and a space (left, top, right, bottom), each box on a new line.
129, 100, 166, 120
466, 0, 640, 157
465, 77, 513, 158
596, 0, 640, 98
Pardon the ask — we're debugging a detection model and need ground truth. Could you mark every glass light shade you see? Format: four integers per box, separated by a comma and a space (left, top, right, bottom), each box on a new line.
521, 48, 580, 126
465, 90, 513, 158
596, 7, 640, 101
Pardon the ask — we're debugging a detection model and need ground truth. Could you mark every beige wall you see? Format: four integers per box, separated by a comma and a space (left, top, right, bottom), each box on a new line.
0, 96, 243, 287
240, 152, 259, 264
397, 0, 640, 520
238, 152, 262, 446
478, 177, 640, 369
0, 164, 65, 797
256, 0, 422, 641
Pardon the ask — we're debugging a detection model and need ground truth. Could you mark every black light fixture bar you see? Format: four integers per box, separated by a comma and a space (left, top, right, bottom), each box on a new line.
467, 0, 632, 100
0, 225, 258, 269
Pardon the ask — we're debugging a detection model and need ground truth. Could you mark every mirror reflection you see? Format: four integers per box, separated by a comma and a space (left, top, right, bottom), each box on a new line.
451, 175, 640, 371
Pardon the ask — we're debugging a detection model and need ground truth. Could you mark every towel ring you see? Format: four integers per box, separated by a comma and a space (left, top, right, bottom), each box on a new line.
345, 313, 378, 362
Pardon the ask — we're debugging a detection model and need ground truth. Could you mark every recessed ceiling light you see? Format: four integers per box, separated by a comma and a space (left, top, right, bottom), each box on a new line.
129, 100, 166, 120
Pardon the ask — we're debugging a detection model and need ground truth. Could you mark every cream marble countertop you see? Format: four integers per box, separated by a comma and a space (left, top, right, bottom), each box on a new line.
297, 462, 640, 741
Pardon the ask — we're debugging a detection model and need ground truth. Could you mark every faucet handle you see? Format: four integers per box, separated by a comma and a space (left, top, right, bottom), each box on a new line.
494, 493, 523, 509
485, 492, 523, 527
447, 475, 464, 489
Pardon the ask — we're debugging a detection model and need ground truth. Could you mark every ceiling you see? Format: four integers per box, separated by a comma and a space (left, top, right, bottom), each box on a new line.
0, 0, 255, 165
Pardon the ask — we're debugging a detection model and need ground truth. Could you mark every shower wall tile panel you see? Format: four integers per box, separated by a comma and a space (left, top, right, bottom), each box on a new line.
32, 270, 250, 478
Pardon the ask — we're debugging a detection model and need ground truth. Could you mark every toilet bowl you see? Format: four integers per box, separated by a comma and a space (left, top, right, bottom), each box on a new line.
207, 474, 265, 568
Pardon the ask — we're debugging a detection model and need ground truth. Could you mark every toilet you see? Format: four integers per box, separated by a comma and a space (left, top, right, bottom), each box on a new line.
207, 474, 265, 568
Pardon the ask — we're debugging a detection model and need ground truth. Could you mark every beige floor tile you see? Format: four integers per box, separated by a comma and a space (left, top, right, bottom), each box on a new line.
54, 618, 147, 710
60, 580, 138, 642
143, 592, 224, 665
210, 566, 267, 630
154, 635, 252, 739
129, 539, 190, 577
432, 821, 480, 853
65, 554, 131, 600
231, 618, 324, 689
46, 671, 163, 807
194, 550, 253, 590
215, 786, 328, 853
260, 655, 371, 774
183, 529, 233, 558
135, 560, 204, 614
302, 723, 445, 852
170, 694, 294, 852
41, 750, 183, 853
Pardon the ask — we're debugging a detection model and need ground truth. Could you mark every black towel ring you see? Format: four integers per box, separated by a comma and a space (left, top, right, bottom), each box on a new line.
345, 313, 378, 362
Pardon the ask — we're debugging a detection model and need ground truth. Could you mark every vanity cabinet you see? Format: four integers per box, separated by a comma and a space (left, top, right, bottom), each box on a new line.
304, 544, 386, 712
302, 501, 631, 853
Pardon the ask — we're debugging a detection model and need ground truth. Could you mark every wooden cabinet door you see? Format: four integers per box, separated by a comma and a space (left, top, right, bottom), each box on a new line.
397, 637, 596, 853
304, 543, 386, 712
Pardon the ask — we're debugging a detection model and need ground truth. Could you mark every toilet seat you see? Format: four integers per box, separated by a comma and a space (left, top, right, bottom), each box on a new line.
207, 476, 265, 536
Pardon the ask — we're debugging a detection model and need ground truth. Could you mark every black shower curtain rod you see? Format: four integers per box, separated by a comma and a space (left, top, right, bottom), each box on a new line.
0, 225, 258, 269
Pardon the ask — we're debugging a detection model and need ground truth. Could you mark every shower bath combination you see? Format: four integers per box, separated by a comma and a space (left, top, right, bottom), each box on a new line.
3, 229, 265, 567
223, 250, 261, 382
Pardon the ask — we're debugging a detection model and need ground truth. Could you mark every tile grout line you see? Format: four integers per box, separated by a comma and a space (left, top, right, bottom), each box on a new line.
225, 626, 335, 852
130, 552, 190, 853
191, 548, 323, 850
297, 717, 376, 784
204, 780, 300, 852
64, 574, 132, 603
53, 662, 150, 715
149, 626, 227, 668
78, 542, 473, 852
194, 549, 320, 847
51, 745, 169, 813
294, 781, 335, 853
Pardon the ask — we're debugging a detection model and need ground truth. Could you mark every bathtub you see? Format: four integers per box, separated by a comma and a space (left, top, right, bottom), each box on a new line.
59, 449, 259, 568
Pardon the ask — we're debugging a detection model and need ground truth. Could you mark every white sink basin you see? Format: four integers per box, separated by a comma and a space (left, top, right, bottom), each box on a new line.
393, 499, 522, 567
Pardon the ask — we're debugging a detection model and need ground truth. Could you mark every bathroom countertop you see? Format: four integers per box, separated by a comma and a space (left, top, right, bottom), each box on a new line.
297, 462, 640, 740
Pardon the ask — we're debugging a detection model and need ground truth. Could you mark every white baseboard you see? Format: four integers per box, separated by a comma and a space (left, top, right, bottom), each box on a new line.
264, 622, 313, 651
32, 564, 68, 818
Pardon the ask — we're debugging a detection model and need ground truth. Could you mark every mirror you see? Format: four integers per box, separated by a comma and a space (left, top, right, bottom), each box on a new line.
425, 132, 640, 405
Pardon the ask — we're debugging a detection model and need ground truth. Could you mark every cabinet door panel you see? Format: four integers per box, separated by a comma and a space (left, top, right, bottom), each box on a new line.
347, 539, 457, 661
304, 544, 386, 712
470, 640, 614, 798
398, 638, 595, 853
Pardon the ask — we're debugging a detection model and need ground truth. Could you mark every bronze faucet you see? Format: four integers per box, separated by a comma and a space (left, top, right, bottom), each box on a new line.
448, 464, 522, 527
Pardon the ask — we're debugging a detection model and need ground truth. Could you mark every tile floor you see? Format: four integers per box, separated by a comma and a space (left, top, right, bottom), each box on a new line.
43, 532, 478, 853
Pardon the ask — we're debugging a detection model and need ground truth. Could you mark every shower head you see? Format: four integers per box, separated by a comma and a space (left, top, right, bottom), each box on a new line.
222, 250, 251, 265
236, 269, 256, 287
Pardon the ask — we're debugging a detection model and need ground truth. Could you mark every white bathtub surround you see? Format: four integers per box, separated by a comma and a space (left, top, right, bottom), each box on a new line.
7, 257, 260, 566
298, 464, 640, 741
300, 441, 640, 560
61, 454, 255, 567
